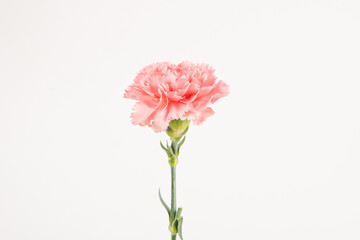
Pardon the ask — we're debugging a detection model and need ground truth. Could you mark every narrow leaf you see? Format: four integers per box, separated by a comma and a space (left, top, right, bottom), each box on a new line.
167, 145, 174, 155
178, 217, 184, 240
158, 189, 170, 216
175, 207, 183, 220
160, 141, 169, 153
178, 136, 186, 151
171, 141, 179, 156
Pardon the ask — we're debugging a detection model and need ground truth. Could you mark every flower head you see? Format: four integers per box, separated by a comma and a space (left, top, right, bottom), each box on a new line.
124, 61, 230, 132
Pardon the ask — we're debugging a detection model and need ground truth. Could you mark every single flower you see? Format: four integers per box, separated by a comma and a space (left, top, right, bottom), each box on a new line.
124, 61, 230, 132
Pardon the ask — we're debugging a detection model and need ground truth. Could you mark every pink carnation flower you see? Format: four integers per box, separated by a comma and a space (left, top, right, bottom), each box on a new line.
124, 61, 230, 132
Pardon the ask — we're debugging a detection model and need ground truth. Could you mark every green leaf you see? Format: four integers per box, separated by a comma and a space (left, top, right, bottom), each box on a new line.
158, 189, 170, 217
178, 217, 184, 240
177, 136, 186, 155
160, 141, 169, 153
175, 207, 183, 220
170, 141, 178, 156
170, 219, 177, 233
167, 145, 174, 155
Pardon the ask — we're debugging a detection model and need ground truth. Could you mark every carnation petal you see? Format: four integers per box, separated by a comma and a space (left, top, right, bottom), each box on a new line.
130, 102, 154, 126
150, 90, 169, 132
193, 107, 215, 125
124, 61, 229, 132
166, 91, 183, 101
124, 86, 158, 107
191, 95, 213, 111
166, 102, 189, 120
210, 80, 230, 103
151, 115, 170, 132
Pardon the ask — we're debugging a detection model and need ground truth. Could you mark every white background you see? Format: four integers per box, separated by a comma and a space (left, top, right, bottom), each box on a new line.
1, 0, 359, 239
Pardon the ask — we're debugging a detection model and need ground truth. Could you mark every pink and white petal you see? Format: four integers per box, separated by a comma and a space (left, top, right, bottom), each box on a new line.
166, 102, 189, 120
124, 86, 158, 107
182, 109, 196, 121
149, 90, 170, 132
193, 107, 215, 125
130, 102, 154, 126
151, 112, 170, 132
166, 91, 183, 102
182, 82, 200, 102
209, 80, 230, 104
180, 85, 201, 104
190, 95, 213, 112
173, 76, 190, 92
202, 73, 217, 87
195, 64, 216, 86
196, 86, 213, 99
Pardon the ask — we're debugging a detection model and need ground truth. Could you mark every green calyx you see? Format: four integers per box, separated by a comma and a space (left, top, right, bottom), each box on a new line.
166, 119, 190, 142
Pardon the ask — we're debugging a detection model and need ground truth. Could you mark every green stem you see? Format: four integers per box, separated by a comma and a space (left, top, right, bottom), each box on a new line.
171, 165, 176, 239
171, 140, 178, 239
171, 165, 176, 216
